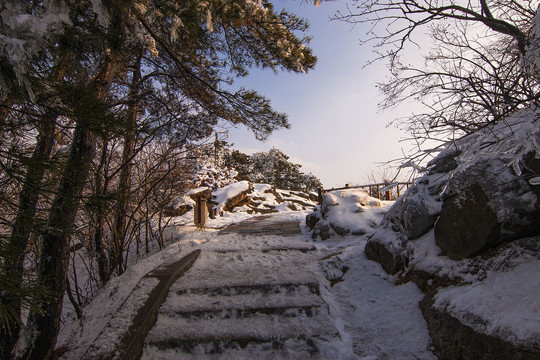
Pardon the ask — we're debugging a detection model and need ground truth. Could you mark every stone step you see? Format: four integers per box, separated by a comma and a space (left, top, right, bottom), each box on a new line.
218, 220, 301, 236
162, 304, 324, 322
210, 245, 317, 254
159, 292, 325, 321
174, 281, 320, 297
144, 314, 338, 356
143, 333, 339, 359
146, 312, 335, 341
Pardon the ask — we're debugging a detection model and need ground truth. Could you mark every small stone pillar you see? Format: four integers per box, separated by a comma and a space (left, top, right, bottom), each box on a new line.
194, 196, 207, 230
187, 187, 212, 230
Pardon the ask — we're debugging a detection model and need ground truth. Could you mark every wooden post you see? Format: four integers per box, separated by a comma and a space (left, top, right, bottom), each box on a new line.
194, 196, 207, 230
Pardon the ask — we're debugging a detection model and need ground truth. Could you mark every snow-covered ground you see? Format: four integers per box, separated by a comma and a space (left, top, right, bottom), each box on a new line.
310, 232, 435, 359
57, 191, 436, 359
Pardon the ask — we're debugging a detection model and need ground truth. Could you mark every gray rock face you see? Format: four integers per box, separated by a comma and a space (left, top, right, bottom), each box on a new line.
427, 148, 460, 175
420, 293, 540, 360
434, 160, 539, 260
305, 212, 321, 230
364, 176, 442, 274
384, 194, 439, 241
435, 183, 502, 260
311, 222, 334, 241
364, 235, 408, 275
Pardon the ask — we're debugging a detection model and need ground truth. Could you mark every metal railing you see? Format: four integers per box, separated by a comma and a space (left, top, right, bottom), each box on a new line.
318, 182, 412, 204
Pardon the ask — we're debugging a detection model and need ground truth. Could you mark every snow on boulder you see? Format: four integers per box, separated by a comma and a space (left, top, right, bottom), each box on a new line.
420, 236, 540, 359
212, 181, 252, 215
433, 109, 540, 260
365, 173, 445, 274
362, 105, 540, 359
307, 189, 392, 240
172, 182, 318, 218
187, 186, 212, 200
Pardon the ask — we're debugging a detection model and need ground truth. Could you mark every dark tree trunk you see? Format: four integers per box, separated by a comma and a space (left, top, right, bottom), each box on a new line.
21, 119, 96, 360
0, 114, 57, 360
20, 54, 122, 360
110, 54, 142, 276
0, 55, 69, 359
93, 140, 111, 283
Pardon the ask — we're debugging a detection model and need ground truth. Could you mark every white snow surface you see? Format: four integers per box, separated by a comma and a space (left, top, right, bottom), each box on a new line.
324, 189, 392, 235
58, 206, 435, 359
434, 254, 540, 346
212, 180, 251, 213
315, 238, 435, 359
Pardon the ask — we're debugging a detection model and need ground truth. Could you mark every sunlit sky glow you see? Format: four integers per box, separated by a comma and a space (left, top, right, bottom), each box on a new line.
220, 1, 421, 188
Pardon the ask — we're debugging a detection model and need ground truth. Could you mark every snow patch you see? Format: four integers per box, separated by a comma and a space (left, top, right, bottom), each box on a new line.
434, 259, 540, 346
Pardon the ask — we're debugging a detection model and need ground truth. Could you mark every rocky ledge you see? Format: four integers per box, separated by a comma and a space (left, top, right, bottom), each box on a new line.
364, 107, 540, 359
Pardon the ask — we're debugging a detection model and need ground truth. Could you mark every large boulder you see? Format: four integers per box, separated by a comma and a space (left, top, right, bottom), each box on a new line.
418, 236, 540, 360
420, 293, 540, 360
381, 177, 442, 240
308, 189, 390, 241
435, 183, 501, 259
426, 148, 460, 175
435, 160, 539, 260
305, 211, 321, 230
311, 221, 334, 241
364, 174, 443, 274
364, 232, 409, 275
212, 181, 253, 215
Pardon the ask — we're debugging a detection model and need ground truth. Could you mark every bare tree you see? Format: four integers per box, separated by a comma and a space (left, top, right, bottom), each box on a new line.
336, 0, 540, 159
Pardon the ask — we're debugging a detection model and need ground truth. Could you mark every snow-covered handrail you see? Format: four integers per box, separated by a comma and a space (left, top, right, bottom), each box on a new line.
318, 182, 412, 204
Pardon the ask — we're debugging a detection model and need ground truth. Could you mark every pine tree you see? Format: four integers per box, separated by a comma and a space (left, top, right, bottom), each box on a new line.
0, 1, 318, 358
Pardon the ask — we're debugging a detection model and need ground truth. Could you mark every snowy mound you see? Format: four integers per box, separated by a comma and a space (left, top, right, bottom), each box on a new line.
211, 182, 318, 215
364, 105, 540, 358
172, 181, 318, 220
306, 189, 393, 240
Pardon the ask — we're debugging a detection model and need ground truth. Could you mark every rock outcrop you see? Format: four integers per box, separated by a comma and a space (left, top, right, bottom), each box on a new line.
361, 107, 540, 359
420, 291, 540, 360
306, 189, 391, 241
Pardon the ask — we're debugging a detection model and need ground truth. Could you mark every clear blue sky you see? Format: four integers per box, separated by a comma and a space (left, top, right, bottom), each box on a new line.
223, 1, 418, 188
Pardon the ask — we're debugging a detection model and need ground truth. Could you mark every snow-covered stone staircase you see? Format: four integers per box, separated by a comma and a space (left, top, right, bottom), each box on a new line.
142, 218, 339, 359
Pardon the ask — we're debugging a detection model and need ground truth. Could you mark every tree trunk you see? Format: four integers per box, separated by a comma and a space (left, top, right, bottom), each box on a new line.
0, 56, 68, 359
110, 54, 142, 276
92, 140, 111, 283
19, 54, 122, 360
0, 114, 57, 360
21, 119, 96, 360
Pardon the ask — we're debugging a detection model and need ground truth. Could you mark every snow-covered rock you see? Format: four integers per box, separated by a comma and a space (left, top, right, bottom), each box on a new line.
212, 181, 253, 215
307, 189, 392, 240
174, 182, 319, 219
363, 105, 540, 359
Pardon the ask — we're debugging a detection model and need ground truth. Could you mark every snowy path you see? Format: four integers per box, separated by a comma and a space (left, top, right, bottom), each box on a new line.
142, 214, 340, 359
316, 239, 436, 359
58, 212, 436, 359
142, 213, 435, 359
